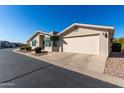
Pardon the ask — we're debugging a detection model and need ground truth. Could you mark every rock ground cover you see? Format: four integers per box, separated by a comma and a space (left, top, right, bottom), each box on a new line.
104, 52, 124, 79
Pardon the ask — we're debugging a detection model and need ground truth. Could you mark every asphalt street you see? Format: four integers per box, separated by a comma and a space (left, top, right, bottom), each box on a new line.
0, 48, 119, 88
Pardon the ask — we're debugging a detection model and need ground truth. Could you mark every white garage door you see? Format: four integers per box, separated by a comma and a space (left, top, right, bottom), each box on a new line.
63, 35, 99, 55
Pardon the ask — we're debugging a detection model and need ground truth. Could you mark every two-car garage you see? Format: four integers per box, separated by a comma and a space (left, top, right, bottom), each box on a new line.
63, 35, 99, 55
58, 23, 114, 57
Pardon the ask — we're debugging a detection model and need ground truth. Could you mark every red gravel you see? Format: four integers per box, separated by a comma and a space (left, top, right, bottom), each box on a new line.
104, 52, 124, 79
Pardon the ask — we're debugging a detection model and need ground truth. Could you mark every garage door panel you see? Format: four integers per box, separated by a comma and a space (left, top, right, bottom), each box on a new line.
63, 35, 99, 55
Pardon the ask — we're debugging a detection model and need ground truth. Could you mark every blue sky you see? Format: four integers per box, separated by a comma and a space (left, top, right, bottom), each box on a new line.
0, 5, 124, 43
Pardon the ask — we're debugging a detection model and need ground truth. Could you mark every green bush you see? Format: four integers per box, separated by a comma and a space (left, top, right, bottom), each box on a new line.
34, 47, 42, 53
112, 43, 122, 52
26, 47, 32, 51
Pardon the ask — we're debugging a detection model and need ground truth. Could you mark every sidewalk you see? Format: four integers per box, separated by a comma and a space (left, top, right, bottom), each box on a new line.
13, 49, 124, 87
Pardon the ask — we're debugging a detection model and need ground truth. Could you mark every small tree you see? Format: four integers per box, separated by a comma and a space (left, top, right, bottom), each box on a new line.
112, 43, 121, 52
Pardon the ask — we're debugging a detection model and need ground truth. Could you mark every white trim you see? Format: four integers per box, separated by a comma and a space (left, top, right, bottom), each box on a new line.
27, 31, 53, 42
57, 23, 114, 36
63, 33, 100, 38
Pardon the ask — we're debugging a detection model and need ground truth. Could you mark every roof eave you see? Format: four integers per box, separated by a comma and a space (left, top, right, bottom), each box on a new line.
26, 31, 54, 42
57, 23, 114, 36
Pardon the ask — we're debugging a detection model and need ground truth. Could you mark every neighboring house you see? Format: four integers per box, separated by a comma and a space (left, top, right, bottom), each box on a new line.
27, 31, 59, 51
0, 41, 11, 48
27, 23, 114, 57
4, 41, 12, 48
11, 42, 21, 48
0, 41, 5, 48
0, 41, 21, 48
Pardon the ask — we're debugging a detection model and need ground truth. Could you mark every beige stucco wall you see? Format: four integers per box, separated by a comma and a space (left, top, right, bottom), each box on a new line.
64, 28, 99, 37
99, 31, 113, 57
99, 32, 109, 57
108, 31, 113, 55
29, 34, 44, 49
59, 27, 112, 57
45, 47, 52, 51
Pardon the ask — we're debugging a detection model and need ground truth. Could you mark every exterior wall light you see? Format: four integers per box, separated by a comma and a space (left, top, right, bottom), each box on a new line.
102, 32, 108, 38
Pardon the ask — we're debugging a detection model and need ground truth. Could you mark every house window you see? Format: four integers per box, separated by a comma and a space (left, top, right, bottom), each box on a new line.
32, 40, 37, 46
44, 37, 51, 47
45, 42, 48, 47
45, 41, 51, 47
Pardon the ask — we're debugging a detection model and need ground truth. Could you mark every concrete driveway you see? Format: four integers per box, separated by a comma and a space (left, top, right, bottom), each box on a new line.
41, 52, 107, 73
0, 49, 119, 88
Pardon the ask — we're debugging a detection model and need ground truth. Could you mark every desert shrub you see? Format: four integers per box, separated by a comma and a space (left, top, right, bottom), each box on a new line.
112, 43, 122, 52
26, 47, 32, 51
34, 47, 42, 53
20, 46, 27, 50
20, 44, 29, 51
20, 47, 25, 50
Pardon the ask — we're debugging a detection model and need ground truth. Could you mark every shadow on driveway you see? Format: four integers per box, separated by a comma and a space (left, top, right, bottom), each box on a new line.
0, 49, 120, 88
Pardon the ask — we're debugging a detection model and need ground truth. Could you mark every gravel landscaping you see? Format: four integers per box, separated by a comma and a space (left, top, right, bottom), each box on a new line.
104, 52, 124, 79
31, 51, 48, 56
17, 49, 49, 56
17, 49, 31, 53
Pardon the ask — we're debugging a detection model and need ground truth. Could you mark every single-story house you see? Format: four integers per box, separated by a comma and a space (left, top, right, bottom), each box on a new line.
27, 31, 59, 51
27, 23, 114, 57
0, 41, 5, 48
